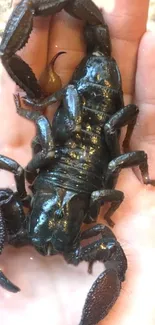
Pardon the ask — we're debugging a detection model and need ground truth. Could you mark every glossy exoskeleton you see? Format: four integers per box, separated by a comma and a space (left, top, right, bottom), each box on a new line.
0, 1, 154, 324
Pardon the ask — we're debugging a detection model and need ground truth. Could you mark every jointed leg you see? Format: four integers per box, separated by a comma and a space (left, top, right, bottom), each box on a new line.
25, 114, 55, 183
23, 84, 82, 142
0, 155, 30, 207
104, 104, 139, 158
31, 136, 42, 155
52, 85, 82, 142
79, 224, 127, 281
14, 94, 54, 150
88, 189, 124, 227
0, 188, 28, 292
25, 84, 83, 169
25, 149, 55, 184
87, 151, 152, 227
18, 84, 82, 142
23, 87, 66, 108
14, 94, 55, 183
105, 151, 155, 189
14, 94, 41, 120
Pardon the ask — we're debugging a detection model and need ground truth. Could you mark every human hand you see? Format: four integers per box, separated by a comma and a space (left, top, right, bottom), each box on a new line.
0, 1, 155, 325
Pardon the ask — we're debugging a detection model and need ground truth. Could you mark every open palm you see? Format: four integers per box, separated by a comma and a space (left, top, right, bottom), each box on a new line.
0, 1, 155, 324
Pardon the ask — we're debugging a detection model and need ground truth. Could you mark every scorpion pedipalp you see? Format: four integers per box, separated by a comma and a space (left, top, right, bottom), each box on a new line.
0, 0, 69, 98
0, 0, 106, 98
80, 269, 121, 325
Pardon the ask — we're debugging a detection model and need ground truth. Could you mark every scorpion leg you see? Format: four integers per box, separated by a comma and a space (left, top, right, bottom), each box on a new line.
106, 151, 155, 190
86, 189, 124, 227
25, 114, 55, 184
0, 188, 28, 292
52, 85, 82, 141
66, 224, 127, 325
0, 155, 30, 207
23, 85, 82, 141
23, 86, 65, 108
14, 94, 56, 183
93, 152, 155, 226
92, 151, 155, 226
31, 136, 42, 155
80, 224, 127, 280
104, 104, 139, 158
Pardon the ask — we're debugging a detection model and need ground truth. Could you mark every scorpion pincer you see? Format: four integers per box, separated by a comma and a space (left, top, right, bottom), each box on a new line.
0, 0, 154, 324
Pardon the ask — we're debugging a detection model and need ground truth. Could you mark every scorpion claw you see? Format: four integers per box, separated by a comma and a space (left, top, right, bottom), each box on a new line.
0, 0, 69, 97
23, 96, 42, 108
0, 270, 20, 293
0, 0, 34, 56
2, 55, 42, 98
0, 0, 42, 98
0, 0, 104, 96
79, 269, 121, 325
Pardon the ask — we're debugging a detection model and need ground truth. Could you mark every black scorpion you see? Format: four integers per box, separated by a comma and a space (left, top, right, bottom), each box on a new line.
0, 1, 154, 324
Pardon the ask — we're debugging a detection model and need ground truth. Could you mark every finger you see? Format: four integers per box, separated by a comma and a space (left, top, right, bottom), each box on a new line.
135, 31, 155, 107
94, 0, 150, 99
129, 31, 155, 178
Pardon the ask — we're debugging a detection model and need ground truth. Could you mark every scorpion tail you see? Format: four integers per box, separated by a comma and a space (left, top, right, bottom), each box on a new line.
39, 51, 66, 96
0, 270, 20, 293
84, 23, 112, 57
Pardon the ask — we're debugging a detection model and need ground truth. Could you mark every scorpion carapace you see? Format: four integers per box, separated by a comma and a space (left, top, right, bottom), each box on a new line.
0, 1, 154, 325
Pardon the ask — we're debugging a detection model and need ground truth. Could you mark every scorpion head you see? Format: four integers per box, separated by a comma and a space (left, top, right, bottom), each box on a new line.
29, 186, 89, 256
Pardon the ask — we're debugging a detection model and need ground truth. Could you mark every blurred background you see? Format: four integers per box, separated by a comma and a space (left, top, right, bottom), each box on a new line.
148, 0, 155, 29
0, 0, 155, 42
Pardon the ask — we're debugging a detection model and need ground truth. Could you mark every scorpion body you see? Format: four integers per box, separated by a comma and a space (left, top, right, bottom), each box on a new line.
0, 1, 154, 324
38, 54, 123, 196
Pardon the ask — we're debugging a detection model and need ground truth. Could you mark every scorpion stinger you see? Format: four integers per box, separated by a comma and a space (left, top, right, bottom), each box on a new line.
0, 0, 103, 99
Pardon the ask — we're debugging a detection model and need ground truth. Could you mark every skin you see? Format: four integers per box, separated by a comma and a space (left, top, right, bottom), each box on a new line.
0, 0, 155, 324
